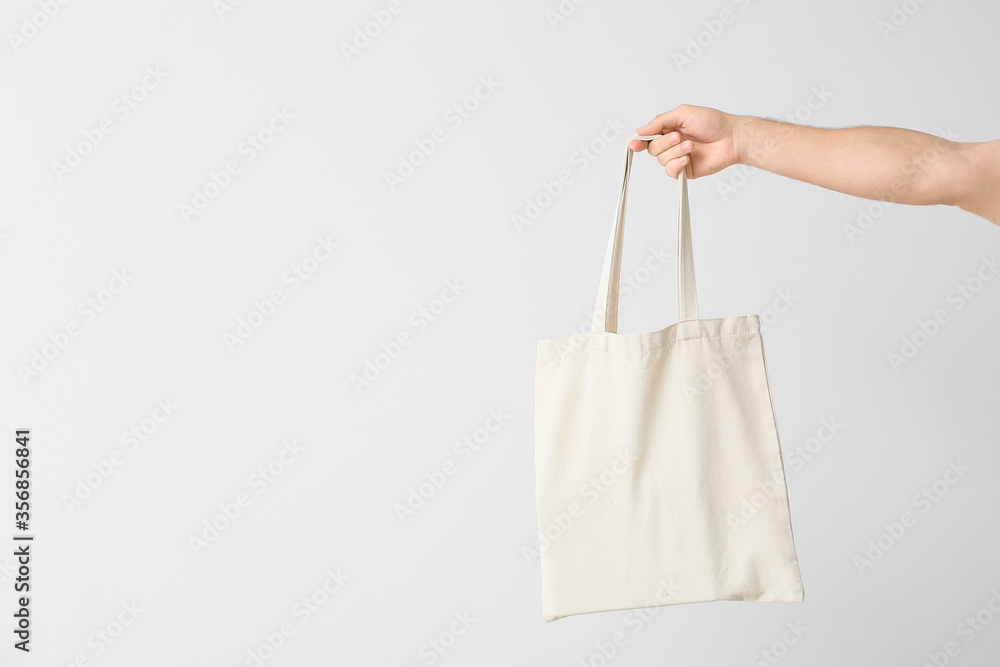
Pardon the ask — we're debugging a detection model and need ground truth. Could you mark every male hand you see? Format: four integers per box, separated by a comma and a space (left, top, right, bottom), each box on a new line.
629, 104, 742, 179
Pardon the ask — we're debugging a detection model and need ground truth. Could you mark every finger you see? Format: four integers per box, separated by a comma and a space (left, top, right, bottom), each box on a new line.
654, 139, 693, 167
666, 154, 690, 179
647, 132, 683, 157
636, 105, 688, 138
628, 138, 650, 153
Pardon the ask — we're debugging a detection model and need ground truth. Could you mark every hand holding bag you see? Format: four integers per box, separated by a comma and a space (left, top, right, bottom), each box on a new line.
533, 135, 804, 622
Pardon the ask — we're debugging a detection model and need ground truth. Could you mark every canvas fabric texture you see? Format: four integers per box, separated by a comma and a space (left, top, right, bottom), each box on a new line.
533, 135, 804, 622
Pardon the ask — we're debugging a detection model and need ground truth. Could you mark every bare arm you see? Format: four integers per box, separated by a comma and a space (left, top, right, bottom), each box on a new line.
631, 105, 1000, 226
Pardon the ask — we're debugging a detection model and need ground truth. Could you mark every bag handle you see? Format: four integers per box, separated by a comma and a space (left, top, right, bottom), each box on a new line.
591, 134, 699, 333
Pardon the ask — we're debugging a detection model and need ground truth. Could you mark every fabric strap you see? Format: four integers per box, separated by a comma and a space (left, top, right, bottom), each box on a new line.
591, 134, 699, 333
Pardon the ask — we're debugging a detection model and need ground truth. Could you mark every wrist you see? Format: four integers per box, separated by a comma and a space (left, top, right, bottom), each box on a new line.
731, 114, 756, 167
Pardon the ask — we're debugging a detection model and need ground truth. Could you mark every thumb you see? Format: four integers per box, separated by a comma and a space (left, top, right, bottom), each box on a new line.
635, 107, 687, 138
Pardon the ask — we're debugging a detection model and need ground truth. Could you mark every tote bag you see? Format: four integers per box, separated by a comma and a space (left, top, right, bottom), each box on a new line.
533, 135, 804, 622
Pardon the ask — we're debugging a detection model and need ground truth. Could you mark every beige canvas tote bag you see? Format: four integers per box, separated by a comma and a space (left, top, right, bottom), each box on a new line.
533, 134, 804, 622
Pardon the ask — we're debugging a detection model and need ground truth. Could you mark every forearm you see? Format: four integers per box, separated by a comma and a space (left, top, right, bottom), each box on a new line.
732, 115, 973, 207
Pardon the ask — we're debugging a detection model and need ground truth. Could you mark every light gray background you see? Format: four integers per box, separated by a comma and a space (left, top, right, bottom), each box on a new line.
1, 0, 998, 665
